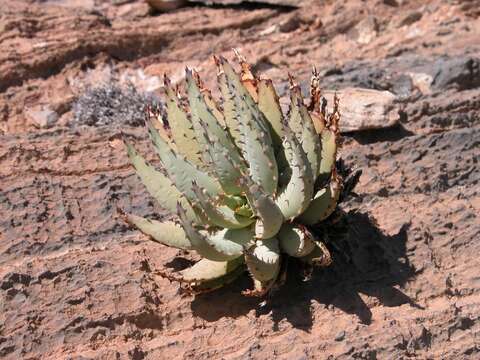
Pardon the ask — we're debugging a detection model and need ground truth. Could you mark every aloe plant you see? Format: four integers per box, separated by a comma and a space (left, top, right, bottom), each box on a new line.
121, 53, 342, 296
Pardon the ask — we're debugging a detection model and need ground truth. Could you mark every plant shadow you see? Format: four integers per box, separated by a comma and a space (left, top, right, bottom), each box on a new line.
190, 209, 420, 331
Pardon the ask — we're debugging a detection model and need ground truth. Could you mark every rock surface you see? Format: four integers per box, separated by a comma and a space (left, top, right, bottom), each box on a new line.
1, 0, 480, 359
323, 88, 400, 132
25, 106, 59, 129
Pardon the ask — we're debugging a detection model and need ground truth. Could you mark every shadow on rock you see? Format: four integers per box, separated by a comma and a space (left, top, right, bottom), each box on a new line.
191, 210, 420, 331
347, 123, 414, 145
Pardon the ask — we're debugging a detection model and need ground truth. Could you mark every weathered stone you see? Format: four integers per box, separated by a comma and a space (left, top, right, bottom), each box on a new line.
391, 74, 414, 98
431, 57, 480, 91
350, 16, 378, 45
408, 72, 433, 95
25, 106, 59, 129
45, 0, 96, 10
323, 88, 400, 132
117, 2, 151, 18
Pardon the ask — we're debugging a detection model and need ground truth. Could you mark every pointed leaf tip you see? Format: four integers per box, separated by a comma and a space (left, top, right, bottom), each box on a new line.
122, 212, 192, 250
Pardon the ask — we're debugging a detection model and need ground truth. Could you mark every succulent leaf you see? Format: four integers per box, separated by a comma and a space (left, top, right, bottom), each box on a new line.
216, 60, 241, 144
221, 194, 254, 218
204, 227, 255, 256
164, 77, 204, 168
288, 83, 322, 179
202, 90, 226, 127
274, 125, 314, 220
300, 239, 332, 267
148, 107, 172, 144
193, 70, 226, 127
198, 128, 246, 195
121, 212, 191, 250
180, 257, 244, 283
245, 237, 281, 281
318, 128, 338, 183
177, 203, 238, 261
187, 73, 247, 194
310, 112, 326, 134
190, 181, 253, 229
239, 171, 283, 239
125, 142, 199, 223
299, 171, 342, 225
222, 194, 247, 211
234, 49, 258, 101
278, 224, 316, 257
148, 122, 222, 200
257, 79, 284, 151
219, 58, 278, 196
190, 265, 245, 293
243, 274, 281, 297
186, 70, 244, 161
235, 203, 254, 218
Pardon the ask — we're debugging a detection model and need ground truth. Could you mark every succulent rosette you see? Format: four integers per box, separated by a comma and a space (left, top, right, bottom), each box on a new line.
122, 53, 342, 296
